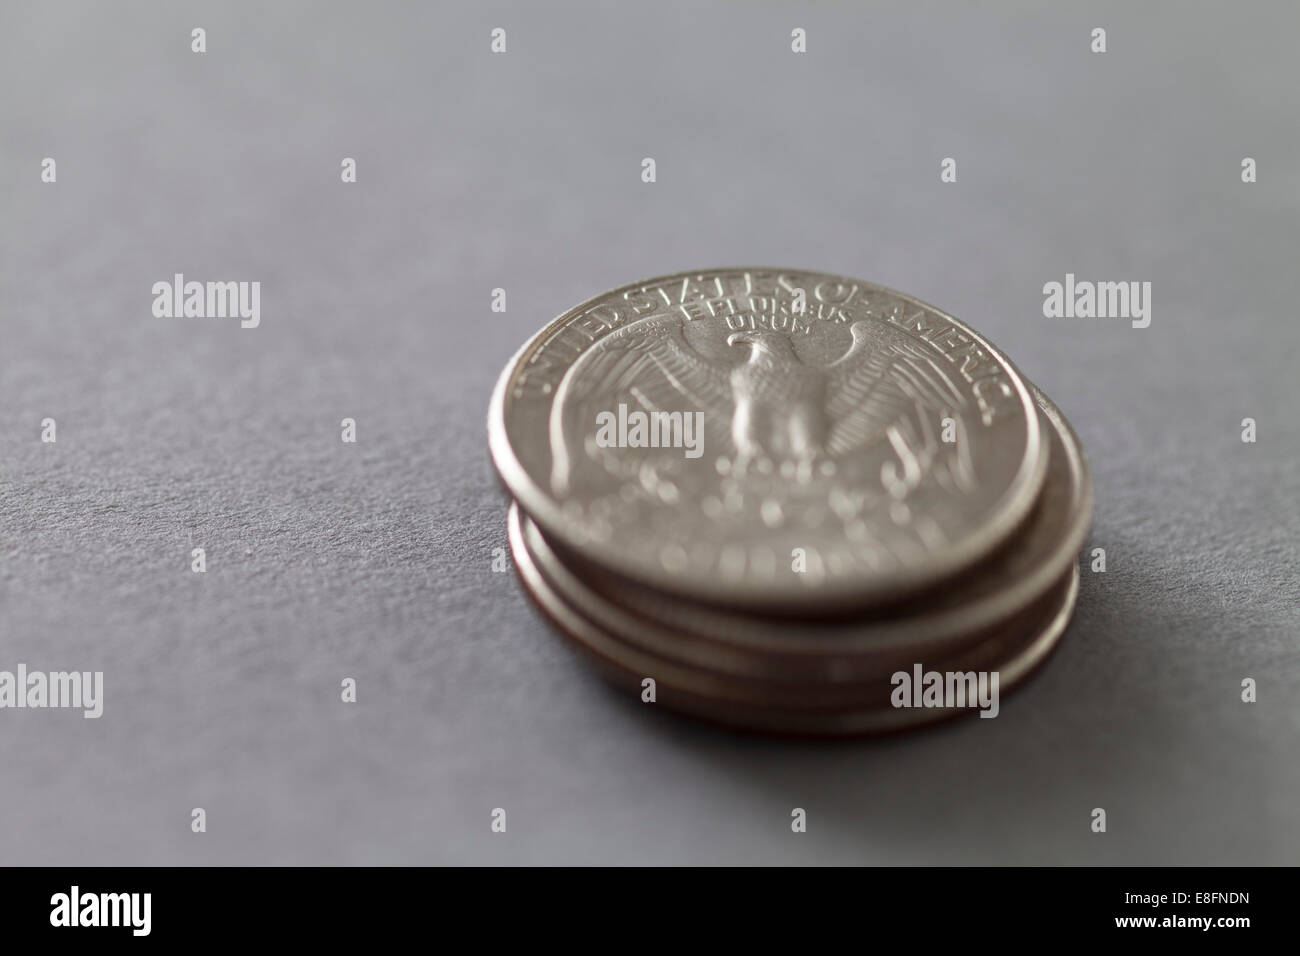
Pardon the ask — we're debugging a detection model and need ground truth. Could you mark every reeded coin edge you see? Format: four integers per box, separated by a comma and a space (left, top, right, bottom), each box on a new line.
489, 268, 1049, 612
523, 502, 1078, 691
507, 500, 1080, 736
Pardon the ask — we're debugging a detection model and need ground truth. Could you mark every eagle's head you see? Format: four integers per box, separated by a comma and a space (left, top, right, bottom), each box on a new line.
726, 330, 800, 368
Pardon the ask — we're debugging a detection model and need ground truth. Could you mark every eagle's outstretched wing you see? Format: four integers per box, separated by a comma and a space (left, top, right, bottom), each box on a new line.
549, 317, 734, 495
823, 320, 972, 473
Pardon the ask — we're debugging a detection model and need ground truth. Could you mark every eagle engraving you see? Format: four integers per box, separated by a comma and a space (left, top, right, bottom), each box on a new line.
549, 315, 974, 503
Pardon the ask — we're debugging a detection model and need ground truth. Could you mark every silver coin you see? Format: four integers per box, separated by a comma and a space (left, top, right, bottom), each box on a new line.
508, 500, 1079, 736
524, 386, 1091, 682
489, 269, 1048, 611
519, 504, 1079, 709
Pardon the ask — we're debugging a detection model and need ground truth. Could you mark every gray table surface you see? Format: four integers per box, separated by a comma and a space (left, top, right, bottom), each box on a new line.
2, 1, 1297, 865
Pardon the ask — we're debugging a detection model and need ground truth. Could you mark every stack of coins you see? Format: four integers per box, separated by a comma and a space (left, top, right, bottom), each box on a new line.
488, 269, 1092, 735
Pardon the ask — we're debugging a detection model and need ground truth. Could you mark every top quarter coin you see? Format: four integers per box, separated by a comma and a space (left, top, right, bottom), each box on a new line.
489, 268, 1047, 612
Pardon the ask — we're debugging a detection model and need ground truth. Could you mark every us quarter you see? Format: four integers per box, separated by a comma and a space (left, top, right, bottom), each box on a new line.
489, 269, 1048, 611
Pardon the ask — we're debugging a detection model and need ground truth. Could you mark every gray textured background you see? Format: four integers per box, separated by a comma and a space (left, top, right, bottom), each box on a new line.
2, 1, 1297, 865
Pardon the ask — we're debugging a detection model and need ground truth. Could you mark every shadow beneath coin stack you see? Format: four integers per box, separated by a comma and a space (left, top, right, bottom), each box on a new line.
582, 546, 1254, 866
